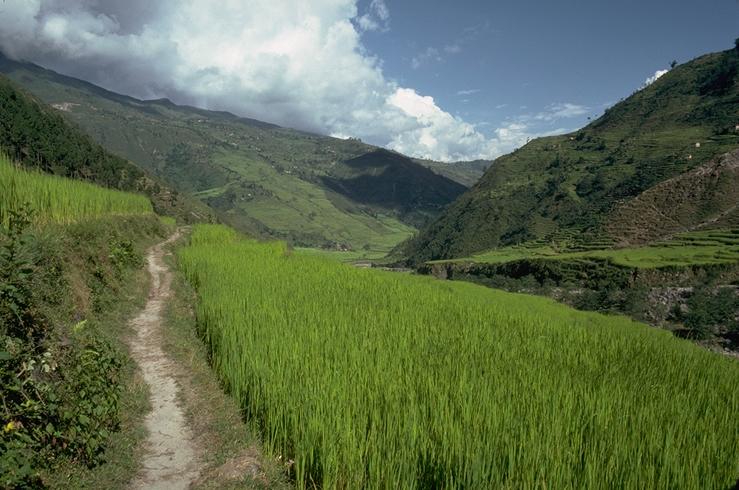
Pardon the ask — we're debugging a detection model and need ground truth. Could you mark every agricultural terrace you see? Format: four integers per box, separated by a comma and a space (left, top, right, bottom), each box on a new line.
0, 153, 152, 226
179, 224, 739, 489
434, 229, 739, 269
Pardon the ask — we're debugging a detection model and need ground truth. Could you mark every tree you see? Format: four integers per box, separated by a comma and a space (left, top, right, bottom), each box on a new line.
670, 60, 677, 69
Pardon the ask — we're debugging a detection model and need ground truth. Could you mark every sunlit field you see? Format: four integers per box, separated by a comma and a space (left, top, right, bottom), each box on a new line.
0, 153, 152, 226
179, 224, 739, 489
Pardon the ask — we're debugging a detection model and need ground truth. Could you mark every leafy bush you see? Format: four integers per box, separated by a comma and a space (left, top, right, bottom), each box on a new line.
0, 207, 152, 488
679, 287, 739, 339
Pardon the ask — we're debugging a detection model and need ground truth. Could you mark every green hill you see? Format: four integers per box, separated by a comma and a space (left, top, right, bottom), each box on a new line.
402, 47, 739, 264
0, 54, 467, 252
0, 76, 212, 223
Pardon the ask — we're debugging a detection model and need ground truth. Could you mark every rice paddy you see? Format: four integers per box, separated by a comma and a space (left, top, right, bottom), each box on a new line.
179, 224, 739, 489
0, 153, 153, 226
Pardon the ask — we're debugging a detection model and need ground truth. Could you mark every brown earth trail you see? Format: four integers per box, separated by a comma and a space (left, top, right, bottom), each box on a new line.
128, 231, 202, 489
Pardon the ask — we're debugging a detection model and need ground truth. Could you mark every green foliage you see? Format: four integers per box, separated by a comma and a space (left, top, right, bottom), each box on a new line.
109, 240, 143, 277
678, 287, 739, 339
404, 47, 739, 263
0, 209, 167, 488
0, 205, 42, 340
0, 210, 119, 486
179, 224, 739, 489
1, 153, 153, 226
1, 324, 122, 485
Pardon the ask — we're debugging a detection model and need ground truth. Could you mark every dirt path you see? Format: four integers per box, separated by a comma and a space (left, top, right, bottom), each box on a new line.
128, 231, 202, 489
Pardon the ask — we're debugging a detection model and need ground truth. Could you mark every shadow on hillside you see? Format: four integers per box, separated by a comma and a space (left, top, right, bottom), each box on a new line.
320, 149, 465, 212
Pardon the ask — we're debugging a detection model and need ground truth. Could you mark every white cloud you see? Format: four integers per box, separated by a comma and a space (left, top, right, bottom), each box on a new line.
533, 103, 589, 122
355, 0, 390, 32
456, 89, 480, 96
643, 69, 669, 87
0, 0, 525, 162
385, 88, 541, 161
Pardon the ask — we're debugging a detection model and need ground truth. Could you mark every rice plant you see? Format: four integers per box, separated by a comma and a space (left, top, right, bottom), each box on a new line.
0, 153, 152, 226
179, 224, 739, 489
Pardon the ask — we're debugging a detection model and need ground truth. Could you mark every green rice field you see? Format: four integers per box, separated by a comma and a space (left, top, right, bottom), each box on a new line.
178, 224, 739, 489
0, 153, 153, 226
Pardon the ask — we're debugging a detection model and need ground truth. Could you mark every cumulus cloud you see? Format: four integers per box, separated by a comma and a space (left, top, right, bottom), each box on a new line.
643, 69, 669, 87
385, 88, 542, 161
0, 0, 528, 162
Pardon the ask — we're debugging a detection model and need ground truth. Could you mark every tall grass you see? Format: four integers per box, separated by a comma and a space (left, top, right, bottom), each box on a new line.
179, 225, 739, 489
0, 154, 152, 226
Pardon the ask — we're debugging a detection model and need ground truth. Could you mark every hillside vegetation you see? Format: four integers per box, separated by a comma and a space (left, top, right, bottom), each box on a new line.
0, 199, 169, 486
178, 224, 739, 489
402, 47, 739, 263
0, 54, 467, 251
0, 76, 211, 223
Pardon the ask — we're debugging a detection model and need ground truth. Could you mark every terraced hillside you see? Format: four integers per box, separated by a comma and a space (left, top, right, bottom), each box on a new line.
606, 149, 739, 245
0, 54, 467, 252
431, 228, 739, 269
402, 47, 739, 264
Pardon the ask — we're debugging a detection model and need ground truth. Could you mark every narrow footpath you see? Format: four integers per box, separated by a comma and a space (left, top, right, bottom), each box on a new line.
128, 231, 202, 489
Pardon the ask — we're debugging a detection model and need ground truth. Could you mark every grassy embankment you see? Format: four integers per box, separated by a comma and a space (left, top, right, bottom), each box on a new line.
179, 224, 739, 489
0, 156, 170, 487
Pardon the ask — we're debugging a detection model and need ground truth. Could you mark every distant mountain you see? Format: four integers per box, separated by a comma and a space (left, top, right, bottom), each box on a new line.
412, 158, 490, 187
0, 75, 213, 222
0, 54, 466, 251
401, 46, 739, 263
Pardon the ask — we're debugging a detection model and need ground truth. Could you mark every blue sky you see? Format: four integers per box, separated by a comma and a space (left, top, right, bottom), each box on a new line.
1, 0, 736, 161
360, 0, 739, 140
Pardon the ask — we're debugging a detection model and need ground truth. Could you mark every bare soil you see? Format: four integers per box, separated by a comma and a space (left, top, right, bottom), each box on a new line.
128, 231, 202, 489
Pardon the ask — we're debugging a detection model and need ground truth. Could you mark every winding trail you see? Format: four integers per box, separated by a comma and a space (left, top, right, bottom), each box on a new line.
128, 231, 202, 489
